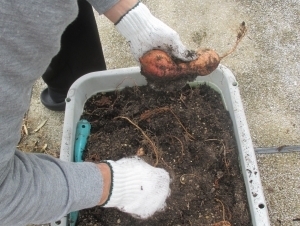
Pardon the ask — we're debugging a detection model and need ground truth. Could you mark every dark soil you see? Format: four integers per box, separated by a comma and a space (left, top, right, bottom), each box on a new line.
77, 84, 251, 226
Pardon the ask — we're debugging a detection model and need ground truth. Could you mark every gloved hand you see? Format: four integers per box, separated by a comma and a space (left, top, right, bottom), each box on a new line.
101, 156, 170, 219
115, 2, 197, 61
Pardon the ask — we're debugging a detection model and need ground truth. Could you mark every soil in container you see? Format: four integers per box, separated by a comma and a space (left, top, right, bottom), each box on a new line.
77, 84, 251, 226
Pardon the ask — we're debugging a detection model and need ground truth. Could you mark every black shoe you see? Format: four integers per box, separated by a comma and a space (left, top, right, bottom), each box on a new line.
40, 88, 66, 111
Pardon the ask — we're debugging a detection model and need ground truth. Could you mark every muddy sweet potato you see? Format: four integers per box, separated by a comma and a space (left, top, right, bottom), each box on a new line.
139, 22, 246, 90
139, 49, 220, 80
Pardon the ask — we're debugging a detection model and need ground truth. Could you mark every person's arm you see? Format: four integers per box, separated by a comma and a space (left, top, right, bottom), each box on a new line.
0, 4, 104, 226
0, 0, 170, 225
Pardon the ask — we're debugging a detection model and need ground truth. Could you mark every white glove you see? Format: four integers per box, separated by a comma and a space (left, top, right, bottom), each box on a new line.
115, 2, 196, 61
102, 156, 170, 219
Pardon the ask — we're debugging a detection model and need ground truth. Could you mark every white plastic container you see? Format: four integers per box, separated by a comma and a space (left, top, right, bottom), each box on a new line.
53, 65, 270, 226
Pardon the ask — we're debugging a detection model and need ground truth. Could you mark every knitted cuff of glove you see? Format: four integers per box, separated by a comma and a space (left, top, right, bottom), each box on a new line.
114, 1, 140, 25
99, 161, 113, 207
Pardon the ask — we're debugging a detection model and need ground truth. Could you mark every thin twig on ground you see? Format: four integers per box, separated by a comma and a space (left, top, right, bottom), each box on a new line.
33, 119, 48, 133
19, 112, 29, 144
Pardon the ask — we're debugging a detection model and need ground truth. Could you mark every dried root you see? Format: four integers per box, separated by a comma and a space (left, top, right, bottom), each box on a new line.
115, 116, 160, 166
220, 21, 247, 60
212, 198, 231, 226
140, 107, 194, 139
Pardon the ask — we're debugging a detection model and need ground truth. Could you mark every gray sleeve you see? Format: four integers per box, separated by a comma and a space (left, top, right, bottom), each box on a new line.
0, 0, 117, 225
88, 0, 120, 15
0, 151, 103, 225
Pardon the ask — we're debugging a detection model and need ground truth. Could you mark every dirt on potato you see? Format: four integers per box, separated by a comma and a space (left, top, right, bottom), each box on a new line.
77, 84, 251, 226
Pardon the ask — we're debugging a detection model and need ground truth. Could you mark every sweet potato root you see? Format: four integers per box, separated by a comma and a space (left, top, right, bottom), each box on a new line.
139, 49, 220, 80
139, 22, 247, 90
140, 22, 247, 82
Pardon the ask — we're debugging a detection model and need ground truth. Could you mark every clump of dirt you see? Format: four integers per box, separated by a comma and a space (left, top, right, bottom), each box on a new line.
77, 84, 251, 226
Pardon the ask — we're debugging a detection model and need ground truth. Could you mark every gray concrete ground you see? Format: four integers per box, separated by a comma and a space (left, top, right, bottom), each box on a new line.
24, 0, 300, 225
